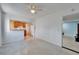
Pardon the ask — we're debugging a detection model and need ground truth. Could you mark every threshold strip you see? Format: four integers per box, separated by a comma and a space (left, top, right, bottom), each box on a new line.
62, 46, 79, 54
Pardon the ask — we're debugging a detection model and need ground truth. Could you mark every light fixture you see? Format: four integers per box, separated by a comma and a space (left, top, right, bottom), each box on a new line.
28, 4, 42, 14
30, 9, 36, 14
30, 4, 37, 14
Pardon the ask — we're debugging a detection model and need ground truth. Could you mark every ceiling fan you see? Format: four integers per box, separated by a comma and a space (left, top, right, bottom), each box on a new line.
27, 3, 42, 14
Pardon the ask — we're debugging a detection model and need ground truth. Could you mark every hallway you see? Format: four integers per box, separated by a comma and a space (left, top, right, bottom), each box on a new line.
0, 38, 78, 55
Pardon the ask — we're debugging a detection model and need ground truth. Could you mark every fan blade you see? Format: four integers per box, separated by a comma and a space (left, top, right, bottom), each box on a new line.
38, 8, 42, 11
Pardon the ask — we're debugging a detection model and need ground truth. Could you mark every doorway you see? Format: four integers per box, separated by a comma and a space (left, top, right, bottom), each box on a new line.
10, 20, 34, 40
62, 13, 79, 53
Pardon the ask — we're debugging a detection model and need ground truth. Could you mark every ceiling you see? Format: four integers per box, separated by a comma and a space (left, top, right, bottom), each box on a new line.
1, 3, 79, 19
63, 13, 79, 23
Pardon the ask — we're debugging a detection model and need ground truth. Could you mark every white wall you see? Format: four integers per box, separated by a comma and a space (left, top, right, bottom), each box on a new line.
63, 22, 77, 38
35, 13, 63, 47
3, 13, 32, 44
0, 6, 2, 46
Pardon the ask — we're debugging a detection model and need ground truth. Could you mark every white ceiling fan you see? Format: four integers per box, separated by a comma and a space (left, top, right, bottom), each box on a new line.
27, 3, 42, 14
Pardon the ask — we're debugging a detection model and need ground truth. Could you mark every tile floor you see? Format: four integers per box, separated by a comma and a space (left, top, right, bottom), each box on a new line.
63, 36, 79, 52
0, 38, 78, 55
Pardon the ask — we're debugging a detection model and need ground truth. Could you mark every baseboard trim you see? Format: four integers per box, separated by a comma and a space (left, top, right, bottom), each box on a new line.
62, 46, 79, 54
